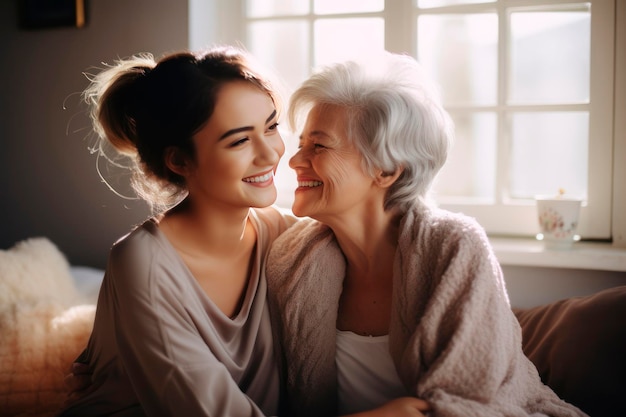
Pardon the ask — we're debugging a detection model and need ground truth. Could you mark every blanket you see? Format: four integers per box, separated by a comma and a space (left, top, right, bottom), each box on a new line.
0, 238, 95, 417
266, 207, 588, 417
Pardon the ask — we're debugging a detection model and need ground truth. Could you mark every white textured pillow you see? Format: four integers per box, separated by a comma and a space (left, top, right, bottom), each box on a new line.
0, 237, 95, 416
0, 237, 79, 308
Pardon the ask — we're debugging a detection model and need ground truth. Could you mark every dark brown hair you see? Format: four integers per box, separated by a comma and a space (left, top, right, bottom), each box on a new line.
84, 45, 281, 210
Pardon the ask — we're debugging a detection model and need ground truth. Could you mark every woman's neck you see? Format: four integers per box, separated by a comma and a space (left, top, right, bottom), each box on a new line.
328, 207, 401, 279
159, 198, 254, 257
333, 207, 401, 336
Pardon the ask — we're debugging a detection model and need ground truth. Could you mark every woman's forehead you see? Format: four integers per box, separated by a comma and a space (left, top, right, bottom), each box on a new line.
303, 104, 347, 133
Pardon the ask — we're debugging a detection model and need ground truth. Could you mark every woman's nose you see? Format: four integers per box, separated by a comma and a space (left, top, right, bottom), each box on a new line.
289, 147, 306, 169
258, 134, 284, 165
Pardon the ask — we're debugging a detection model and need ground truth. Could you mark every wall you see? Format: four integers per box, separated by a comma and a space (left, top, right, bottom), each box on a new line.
502, 265, 626, 308
0, 0, 189, 268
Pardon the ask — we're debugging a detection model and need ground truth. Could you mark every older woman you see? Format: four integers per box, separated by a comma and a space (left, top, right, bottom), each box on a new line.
266, 52, 587, 417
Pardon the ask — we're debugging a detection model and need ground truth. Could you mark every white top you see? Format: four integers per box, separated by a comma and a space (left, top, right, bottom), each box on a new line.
336, 329, 408, 415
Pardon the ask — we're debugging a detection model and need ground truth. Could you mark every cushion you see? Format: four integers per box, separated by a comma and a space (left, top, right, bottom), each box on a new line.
0, 238, 79, 308
0, 238, 96, 417
70, 265, 104, 304
514, 286, 626, 417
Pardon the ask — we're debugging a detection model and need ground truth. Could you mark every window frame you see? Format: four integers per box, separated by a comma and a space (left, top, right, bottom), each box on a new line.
406, 0, 614, 241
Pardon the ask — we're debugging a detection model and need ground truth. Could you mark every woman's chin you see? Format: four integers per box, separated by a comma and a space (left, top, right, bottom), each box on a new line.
290, 203, 312, 218
250, 192, 278, 209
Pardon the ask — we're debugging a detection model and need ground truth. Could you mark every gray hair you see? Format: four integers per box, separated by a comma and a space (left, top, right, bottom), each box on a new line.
288, 52, 454, 212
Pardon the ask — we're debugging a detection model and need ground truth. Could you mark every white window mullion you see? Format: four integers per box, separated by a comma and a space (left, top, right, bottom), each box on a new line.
584, 0, 615, 239
307, 0, 315, 71
614, 0, 626, 248
384, 0, 413, 54
497, 0, 510, 208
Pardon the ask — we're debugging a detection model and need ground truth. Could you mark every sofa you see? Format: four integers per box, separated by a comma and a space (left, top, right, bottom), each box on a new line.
514, 286, 626, 417
1, 237, 624, 417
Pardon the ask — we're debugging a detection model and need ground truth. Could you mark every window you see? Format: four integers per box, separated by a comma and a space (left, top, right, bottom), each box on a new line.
411, 0, 614, 240
190, 0, 623, 243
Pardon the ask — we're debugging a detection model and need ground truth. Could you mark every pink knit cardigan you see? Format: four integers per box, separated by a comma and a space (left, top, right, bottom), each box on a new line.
266, 206, 587, 417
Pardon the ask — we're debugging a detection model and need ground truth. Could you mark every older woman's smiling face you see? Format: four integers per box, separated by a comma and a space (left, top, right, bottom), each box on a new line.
289, 104, 380, 223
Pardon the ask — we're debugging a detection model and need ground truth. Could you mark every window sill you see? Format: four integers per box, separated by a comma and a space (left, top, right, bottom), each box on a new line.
490, 237, 626, 272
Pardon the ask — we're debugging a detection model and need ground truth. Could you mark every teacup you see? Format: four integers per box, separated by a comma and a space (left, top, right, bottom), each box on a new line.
535, 196, 582, 250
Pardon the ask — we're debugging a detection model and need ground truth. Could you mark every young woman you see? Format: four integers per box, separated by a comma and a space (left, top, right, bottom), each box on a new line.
266, 52, 588, 417
57, 46, 296, 417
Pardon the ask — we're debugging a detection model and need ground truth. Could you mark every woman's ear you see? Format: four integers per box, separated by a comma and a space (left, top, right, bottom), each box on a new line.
164, 147, 190, 177
375, 167, 404, 188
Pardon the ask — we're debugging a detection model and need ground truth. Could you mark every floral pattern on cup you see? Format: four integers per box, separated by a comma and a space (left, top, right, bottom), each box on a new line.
538, 206, 578, 239
535, 196, 582, 249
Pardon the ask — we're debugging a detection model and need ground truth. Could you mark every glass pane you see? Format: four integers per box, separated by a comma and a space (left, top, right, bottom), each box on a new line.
314, 0, 383, 14
246, 0, 309, 18
509, 8, 590, 104
418, 14, 498, 106
509, 112, 588, 199
418, 0, 495, 8
247, 20, 310, 95
432, 112, 497, 200
314, 18, 385, 67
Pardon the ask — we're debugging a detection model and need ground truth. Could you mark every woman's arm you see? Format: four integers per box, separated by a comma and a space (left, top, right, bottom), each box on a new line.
400, 215, 586, 417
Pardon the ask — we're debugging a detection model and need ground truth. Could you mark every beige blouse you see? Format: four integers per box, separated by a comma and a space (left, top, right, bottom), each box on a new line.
58, 207, 297, 417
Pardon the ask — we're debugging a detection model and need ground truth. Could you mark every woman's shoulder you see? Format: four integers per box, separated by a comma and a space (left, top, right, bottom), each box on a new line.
267, 216, 335, 265
251, 206, 309, 236
106, 219, 199, 304
406, 206, 491, 256
107, 218, 169, 277
273, 215, 328, 243
417, 206, 486, 237
111, 218, 159, 253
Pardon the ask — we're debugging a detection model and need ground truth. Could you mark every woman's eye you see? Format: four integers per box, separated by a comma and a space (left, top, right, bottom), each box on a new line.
230, 137, 249, 147
267, 122, 279, 132
295, 140, 326, 151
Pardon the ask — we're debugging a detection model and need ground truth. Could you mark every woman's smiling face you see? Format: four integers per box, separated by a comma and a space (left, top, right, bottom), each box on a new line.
184, 81, 284, 210
289, 104, 377, 222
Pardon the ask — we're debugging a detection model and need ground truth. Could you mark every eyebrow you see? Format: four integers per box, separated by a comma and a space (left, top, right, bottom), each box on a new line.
299, 130, 331, 141
218, 109, 277, 141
